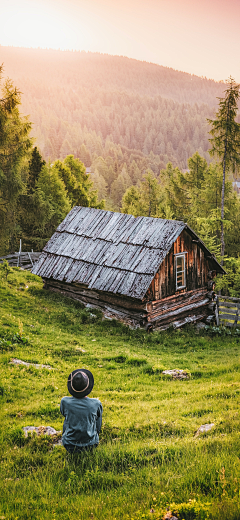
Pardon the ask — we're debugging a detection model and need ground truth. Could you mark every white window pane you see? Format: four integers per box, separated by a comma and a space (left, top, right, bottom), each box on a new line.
176, 255, 185, 288
177, 256, 184, 268
177, 272, 184, 286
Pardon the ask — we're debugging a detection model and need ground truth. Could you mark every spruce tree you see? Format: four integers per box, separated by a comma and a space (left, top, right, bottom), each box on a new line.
208, 77, 240, 263
0, 67, 32, 253
28, 147, 45, 193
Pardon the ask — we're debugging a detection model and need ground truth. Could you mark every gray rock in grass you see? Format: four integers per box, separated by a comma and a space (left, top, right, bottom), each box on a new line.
162, 369, 190, 380
195, 321, 206, 330
23, 426, 61, 437
53, 438, 63, 447
10, 358, 53, 370
23, 426, 62, 446
195, 423, 215, 436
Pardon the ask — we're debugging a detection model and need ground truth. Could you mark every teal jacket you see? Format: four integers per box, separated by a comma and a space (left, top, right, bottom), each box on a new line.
60, 396, 103, 448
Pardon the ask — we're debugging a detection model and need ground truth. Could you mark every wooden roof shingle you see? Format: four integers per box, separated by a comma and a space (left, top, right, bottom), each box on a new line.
32, 206, 224, 300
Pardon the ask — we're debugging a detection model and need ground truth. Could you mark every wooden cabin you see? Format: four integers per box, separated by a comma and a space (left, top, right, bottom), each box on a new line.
32, 206, 225, 330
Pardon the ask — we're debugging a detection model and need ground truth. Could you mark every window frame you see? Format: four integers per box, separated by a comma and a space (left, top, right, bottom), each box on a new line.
175, 252, 186, 290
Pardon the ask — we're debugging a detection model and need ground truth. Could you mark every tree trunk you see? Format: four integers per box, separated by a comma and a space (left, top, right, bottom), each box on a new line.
220, 154, 226, 265
220, 99, 230, 266
148, 179, 151, 217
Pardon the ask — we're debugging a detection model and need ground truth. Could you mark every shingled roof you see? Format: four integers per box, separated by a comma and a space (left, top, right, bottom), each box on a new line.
32, 206, 223, 300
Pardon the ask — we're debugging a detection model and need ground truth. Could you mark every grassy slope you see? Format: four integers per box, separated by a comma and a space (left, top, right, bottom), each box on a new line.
1, 269, 240, 520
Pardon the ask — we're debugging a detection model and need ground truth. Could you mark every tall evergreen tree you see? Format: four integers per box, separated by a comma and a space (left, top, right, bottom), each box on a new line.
185, 152, 208, 223
208, 77, 240, 262
28, 147, 46, 193
121, 170, 162, 217
0, 67, 32, 253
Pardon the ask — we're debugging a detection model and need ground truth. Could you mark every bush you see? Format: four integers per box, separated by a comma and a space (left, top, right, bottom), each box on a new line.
105, 355, 127, 363
0, 259, 13, 281
77, 308, 101, 324
8, 426, 26, 447
215, 257, 240, 297
127, 357, 147, 366
0, 330, 28, 349
171, 500, 211, 520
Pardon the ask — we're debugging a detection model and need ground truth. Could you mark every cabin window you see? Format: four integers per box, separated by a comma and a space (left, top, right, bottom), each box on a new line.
176, 254, 186, 289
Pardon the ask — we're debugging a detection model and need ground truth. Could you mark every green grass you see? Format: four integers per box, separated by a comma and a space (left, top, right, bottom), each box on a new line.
1, 268, 240, 519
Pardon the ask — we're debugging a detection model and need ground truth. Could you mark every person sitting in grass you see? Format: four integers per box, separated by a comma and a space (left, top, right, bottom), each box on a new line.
60, 368, 102, 453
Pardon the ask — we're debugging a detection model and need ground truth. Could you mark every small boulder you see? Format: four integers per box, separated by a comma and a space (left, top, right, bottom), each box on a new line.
162, 369, 190, 380
195, 423, 215, 436
23, 426, 61, 437
195, 321, 206, 330
205, 315, 215, 324
10, 359, 53, 370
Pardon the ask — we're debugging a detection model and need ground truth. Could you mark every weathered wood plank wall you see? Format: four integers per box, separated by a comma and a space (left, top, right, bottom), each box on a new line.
147, 229, 210, 302
218, 296, 240, 328
0, 252, 41, 270
42, 229, 215, 330
140, 229, 213, 329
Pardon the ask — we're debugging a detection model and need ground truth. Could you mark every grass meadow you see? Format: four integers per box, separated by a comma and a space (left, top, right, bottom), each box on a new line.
1, 268, 240, 519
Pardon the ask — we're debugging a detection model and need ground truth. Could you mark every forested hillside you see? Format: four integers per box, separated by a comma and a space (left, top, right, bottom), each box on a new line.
1, 46, 228, 174
1, 47, 240, 274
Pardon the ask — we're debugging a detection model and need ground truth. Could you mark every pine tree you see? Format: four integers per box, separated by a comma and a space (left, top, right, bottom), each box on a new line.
185, 152, 208, 225
160, 163, 187, 220
208, 77, 240, 262
142, 170, 161, 217
121, 186, 142, 216
28, 147, 46, 193
0, 67, 32, 253
92, 170, 107, 200
121, 170, 162, 218
55, 155, 105, 208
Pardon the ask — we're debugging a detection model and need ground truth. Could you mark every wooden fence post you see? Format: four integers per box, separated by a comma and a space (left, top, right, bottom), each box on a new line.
215, 296, 220, 326
27, 252, 34, 268
17, 239, 22, 268
234, 305, 239, 328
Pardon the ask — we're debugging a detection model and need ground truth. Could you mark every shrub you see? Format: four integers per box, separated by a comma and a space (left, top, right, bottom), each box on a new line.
0, 338, 15, 352
215, 257, 240, 297
127, 357, 147, 366
8, 426, 26, 447
170, 500, 211, 520
0, 259, 12, 281
105, 355, 127, 363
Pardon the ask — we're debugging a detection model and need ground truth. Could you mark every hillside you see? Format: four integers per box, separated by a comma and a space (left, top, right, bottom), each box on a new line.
0, 46, 228, 170
1, 268, 240, 519
1, 46, 225, 105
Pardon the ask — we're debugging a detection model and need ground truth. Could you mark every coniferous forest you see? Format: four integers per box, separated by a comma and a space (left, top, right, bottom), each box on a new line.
0, 46, 240, 294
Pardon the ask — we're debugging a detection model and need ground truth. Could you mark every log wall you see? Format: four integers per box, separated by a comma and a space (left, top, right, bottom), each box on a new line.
146, 229, 210, 302
43, 229, 214, 330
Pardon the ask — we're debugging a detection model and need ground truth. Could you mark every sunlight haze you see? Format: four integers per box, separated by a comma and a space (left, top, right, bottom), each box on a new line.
1, 0, 240, 81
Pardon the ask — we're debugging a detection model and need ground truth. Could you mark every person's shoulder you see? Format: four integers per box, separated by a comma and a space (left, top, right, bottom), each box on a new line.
60, 396, 72, 405
86, 397, 102, 407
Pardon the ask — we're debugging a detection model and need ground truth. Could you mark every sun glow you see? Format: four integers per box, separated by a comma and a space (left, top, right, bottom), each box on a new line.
1, 0, 240, 81
1, 0, 93, 51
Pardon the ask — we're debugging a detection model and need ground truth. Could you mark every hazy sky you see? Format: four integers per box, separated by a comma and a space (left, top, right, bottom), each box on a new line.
1, 0, 240, 81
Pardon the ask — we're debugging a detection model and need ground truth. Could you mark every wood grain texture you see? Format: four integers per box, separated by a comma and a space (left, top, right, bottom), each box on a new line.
219, 313, 240, 321
32, 206, 227, 329
151, 229, 210, 301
